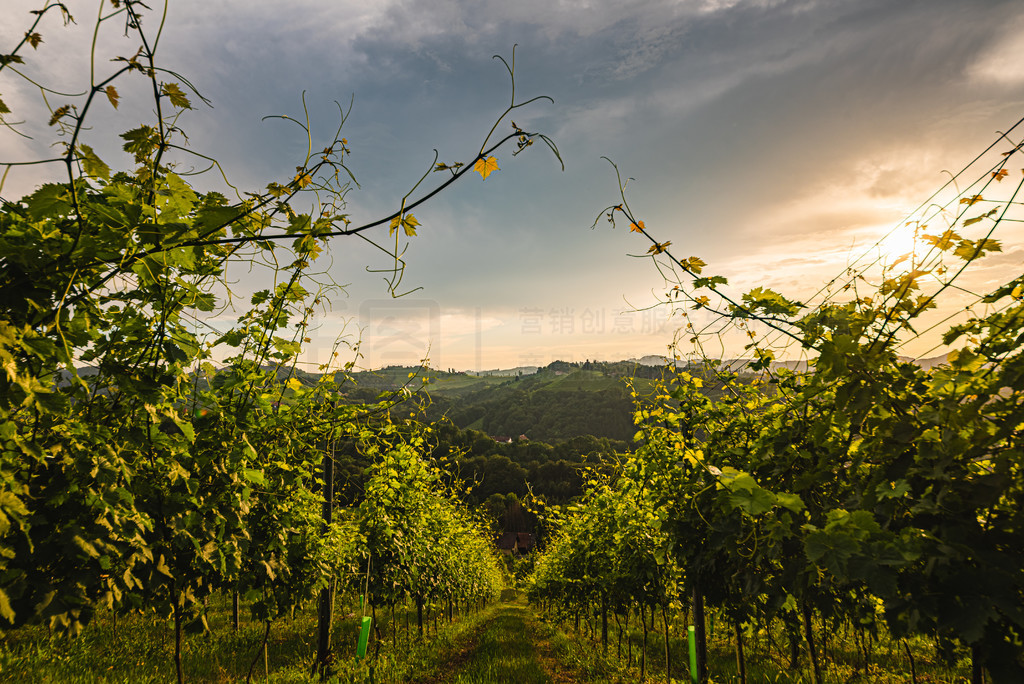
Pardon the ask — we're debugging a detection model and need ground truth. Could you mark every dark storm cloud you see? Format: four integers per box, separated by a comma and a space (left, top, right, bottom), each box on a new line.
4, 0, 1024, 367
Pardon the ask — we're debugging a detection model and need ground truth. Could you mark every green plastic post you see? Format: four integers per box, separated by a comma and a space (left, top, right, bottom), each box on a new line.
688, 625, 698, 684
356, 616, 372, 659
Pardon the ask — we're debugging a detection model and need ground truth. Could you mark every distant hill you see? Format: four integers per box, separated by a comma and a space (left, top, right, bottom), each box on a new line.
73, 353, 953, 443
333, 360, 667, 442
308, 352, 954, 442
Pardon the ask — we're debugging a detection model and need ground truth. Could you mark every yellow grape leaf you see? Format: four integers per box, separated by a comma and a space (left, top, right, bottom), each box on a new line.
294, 172, 312, 189
952, 239, 999, 261
960, 194, 983, 205
976, 238, 1002, 255
647, 241, 671, 254
922, 229, 961, 251
105, 85, 119, 110
389, 213, 420, 237
684, 256, 706, 274
474, 156, 499, 180
992, 169, 1008, 181
161, 82, 191, 109
963, 208, 998, 227
630, 220, 645, 233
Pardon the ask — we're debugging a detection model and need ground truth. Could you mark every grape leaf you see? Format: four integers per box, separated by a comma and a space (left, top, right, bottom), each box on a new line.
48, 104, 71, 126
161, 82, 191, 109
78, 144, 110, 180
922, 229, 961, 251
474, 156, 499, 180
390, 213, 420, 237
963, 208, 998, 227
683, 256, 706, 274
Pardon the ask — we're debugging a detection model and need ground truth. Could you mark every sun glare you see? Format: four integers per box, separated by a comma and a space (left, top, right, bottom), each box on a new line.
877, 224, 920, 265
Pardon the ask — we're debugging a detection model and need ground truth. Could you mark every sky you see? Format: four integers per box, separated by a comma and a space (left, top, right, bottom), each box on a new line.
4, 0, 1024, 371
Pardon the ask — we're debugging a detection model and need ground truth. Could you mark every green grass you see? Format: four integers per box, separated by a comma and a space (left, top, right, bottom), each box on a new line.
0, 597, 972, 683
536, 606, 975, 684
0, 594, 498, 684
444, 604, 552, 683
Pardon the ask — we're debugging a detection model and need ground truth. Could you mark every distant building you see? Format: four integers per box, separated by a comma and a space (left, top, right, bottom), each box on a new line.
496, 532, 535, 556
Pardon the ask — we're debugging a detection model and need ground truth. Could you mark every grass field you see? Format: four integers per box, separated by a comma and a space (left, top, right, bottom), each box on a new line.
0, 595, 976, 683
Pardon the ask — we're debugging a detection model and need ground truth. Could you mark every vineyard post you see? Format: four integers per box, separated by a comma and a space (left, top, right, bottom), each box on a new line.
801, 600, 821, 684
314, 440, 335, 679
734, 619, 747, 684
971, 645, 984, 684
601, 593, 609, 654
691, 581, 708, 682
662, 603, 671, 683
640, 602, 649, 680
688, 625, 698, 684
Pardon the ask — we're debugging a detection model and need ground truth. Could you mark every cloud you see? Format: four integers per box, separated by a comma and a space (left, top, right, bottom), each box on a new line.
967, 15, 1024, 86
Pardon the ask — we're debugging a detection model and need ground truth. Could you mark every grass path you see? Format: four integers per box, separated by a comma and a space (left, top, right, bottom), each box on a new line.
414, 602, 582, 684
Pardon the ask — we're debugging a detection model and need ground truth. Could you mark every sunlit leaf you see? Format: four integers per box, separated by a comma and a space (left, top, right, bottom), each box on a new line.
684, 256, 706, 274
389, 213, 420, 237
474, 155, 499, 180
630, 220, 645, 233
739, 287, 803, 316
105, 85, 119, 110
160, 82, 191, 109
922, 229, 961, 250
401, 214, 419, 236
121, 125, 158, 162
963, 208, 998, 227
78, 144, 110, 180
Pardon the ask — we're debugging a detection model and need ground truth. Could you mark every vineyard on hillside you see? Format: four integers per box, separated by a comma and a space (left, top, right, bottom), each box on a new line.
3, 2, 1024, 684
